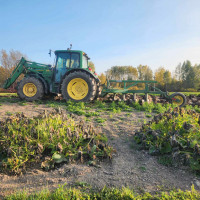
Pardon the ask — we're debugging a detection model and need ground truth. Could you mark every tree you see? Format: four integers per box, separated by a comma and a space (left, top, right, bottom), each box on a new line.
175, 63, 182, 81
137, 65, 153, 81
98, 73, 106, 84
163, 70, 172, 91
106, 66, 138, 80
0, 49, 26, 88
0, 66, 7, 87
155, 67, 166, 86
181, 60, 196, 89
163, 70, 172, 84
88, 61, 95, 72
106, 66, 138, 88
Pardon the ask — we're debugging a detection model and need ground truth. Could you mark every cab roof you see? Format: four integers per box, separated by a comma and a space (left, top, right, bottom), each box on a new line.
54, 50, 90, 59
54, 50, 83, 54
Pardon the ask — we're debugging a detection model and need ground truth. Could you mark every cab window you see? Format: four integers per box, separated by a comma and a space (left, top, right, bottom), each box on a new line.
70, 53, 80, 68
56, 53, 70, 69
82, 55, 88, 68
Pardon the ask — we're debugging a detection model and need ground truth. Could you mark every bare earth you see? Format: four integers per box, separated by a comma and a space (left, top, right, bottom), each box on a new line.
0, 101, 199, 198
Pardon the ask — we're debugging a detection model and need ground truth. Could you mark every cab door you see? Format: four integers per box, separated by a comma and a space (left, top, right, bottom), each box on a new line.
55, 52, 80, 83
55, 52, 70, 83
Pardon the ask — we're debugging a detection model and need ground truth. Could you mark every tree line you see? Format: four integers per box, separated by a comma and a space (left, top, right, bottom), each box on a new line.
0, 49, 200, 92
98, 61, 200, 92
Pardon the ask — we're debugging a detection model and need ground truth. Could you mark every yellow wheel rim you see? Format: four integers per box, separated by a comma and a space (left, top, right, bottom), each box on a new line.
172, 95, 184, 106
23, 83, 37, 97
67, 78, 89, 100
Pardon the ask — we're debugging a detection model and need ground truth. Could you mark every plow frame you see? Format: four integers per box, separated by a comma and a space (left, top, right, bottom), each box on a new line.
101, 80, 171, 99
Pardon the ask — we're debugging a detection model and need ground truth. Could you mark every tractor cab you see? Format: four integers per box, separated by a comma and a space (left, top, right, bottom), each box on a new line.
54, 50, 89, 83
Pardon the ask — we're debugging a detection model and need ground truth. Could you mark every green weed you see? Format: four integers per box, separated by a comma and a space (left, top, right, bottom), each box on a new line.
95, 117, 107, 123
0, 111, 113, 174
134, 107, 200, 173
139, 166, 146, 172
145, 114, 152, 118
85, 111, 100, 117
94, 100, 106, 109
5, 111, 13, 116
158, 156, 173, 166
18, 101, 27, 106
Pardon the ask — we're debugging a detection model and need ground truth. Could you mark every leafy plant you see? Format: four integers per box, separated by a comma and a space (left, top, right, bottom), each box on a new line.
5, 111, 13, 116
0, 110, 113, 174
134, 107, 200, 173
95, 117, 107, 123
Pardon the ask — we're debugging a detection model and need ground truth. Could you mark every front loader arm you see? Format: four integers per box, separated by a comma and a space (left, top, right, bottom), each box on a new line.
3, 57, 27, 89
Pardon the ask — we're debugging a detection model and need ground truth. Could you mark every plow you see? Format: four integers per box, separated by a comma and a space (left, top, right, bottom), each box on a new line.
3, 48, 187, 107
101, 79, 186, 107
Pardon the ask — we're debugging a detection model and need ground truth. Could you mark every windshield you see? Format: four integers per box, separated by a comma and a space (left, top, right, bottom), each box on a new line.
82, 55, 88, 68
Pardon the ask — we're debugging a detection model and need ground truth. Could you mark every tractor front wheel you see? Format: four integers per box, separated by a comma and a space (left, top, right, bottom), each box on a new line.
17, 77, 44, 101
170, 92, 187, 107
61, 71, 96, 102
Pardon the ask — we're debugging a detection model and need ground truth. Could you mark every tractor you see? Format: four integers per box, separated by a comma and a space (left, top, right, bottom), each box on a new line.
3, 48, 187, 107
3, 49, 101, 102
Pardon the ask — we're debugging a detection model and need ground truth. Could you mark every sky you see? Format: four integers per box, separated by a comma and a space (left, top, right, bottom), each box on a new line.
0, 0, 200, 74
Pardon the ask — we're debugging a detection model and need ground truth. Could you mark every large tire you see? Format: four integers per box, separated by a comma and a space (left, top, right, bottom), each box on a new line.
170, 92, 187, 107
61, 71, 96, 102
17, 77, 44, 101
94, 82, 102, 100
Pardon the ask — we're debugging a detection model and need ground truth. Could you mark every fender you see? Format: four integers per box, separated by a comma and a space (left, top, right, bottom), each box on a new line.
58, 69, 100, 92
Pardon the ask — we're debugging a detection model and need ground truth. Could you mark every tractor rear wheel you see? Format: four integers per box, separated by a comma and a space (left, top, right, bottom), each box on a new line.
17, 77, 44, 101
94, 82, 102, 100
61, 71, 96, 102
170, 92, 187, 107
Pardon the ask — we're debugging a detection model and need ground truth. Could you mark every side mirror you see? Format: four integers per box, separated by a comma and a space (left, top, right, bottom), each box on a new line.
48, 49, 51, 57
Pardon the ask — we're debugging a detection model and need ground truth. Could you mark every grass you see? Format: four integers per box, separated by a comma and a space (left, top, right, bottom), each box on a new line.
95, 117, 107, 123
4, 184, 200, 200
145, 114, 152, 118
0, 110, 113, 174
0, 96, 19, 103
5, 111, 13, 116
139, 166, 146, 172
0, 93, 17, 96
18, 101, 28, 106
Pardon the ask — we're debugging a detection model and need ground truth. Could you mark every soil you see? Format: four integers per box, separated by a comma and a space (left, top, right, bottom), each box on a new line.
0, 100, 199, 198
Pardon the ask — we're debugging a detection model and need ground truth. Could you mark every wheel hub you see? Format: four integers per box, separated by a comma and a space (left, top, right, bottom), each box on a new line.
172, 95, 183, 105
23, 83, 37, 97
67, 78, 88, 100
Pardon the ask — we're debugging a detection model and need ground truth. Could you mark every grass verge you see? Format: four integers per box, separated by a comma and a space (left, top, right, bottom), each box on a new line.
5, 184, 200, 200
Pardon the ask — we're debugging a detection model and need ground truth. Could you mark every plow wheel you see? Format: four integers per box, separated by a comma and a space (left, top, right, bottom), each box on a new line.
61, 71, 96, 102
17, 77, 44, 101
170, 92, 187, 107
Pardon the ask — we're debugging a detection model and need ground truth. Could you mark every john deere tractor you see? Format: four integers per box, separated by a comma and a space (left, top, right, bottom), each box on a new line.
3, 50, 101, 102
3, 48, 187, 107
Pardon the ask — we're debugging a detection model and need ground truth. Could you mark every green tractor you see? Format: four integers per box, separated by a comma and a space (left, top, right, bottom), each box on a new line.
3, 48, 187, 107
3, 49, 101, 102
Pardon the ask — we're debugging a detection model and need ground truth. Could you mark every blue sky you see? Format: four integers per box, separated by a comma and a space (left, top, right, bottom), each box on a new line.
0, 0, 200, 74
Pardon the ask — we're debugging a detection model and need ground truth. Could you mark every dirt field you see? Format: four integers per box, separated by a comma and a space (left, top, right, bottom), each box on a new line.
0, 99, 199, 198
